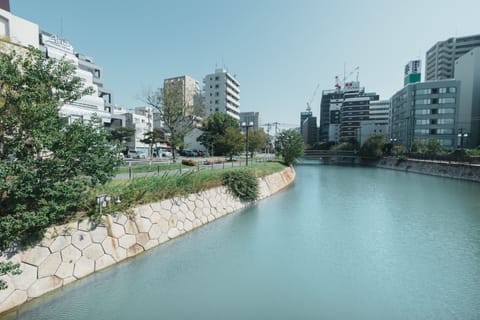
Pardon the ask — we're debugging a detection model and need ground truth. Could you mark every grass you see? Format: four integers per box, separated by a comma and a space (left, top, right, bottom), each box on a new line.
87, 161, 287, 217
114, 162, 190, 174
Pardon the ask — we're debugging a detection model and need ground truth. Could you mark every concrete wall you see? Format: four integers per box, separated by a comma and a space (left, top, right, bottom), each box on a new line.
377, 158, 480, 182
0, 167, 295, 314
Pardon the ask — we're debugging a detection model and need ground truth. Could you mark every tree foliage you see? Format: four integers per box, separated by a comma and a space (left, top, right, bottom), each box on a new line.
0, 47, 122, 253
109, 126, 135, 143
276, 129, 304, 166
248, 128, 269, 157
198, 113, 240, 156
218, 127, 244, 161
140, 128, 169, 158
359, 134, 386, 160
145, 84, 203, 162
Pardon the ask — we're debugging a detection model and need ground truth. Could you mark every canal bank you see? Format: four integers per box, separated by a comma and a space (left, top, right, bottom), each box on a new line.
0, 167, 295, 315
377, 157, 480, 183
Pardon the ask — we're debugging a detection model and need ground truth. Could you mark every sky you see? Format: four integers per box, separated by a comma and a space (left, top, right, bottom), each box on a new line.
10, 0, 480, 128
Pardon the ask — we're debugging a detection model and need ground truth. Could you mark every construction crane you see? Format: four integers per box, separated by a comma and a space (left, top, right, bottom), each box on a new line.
306, 84, 320, 111
335, 66, 359, 90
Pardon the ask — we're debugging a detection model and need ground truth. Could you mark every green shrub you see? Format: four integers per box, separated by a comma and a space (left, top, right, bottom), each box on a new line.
221, 169, 258, 202
182, 159, 197, 166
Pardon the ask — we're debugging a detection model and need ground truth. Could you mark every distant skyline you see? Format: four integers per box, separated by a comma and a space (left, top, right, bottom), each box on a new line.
10, 0, 480, 128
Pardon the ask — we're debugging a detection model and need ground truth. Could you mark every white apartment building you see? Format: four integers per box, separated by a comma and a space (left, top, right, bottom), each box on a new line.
112, 106, 153, 156
0, 7, 38, 49
203, 68, 240, 120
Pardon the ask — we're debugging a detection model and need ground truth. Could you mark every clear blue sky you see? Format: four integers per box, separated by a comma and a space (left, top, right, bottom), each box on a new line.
11, 0, 480, 127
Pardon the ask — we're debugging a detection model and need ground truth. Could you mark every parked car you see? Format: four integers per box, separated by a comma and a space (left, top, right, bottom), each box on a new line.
162, 150, 172, 157
183, 149, 196, 157
127, 150, 145, 159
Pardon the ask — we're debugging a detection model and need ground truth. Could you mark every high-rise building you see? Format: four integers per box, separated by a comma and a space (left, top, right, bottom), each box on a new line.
163, 75, 201, 113
454, 47, 480, 148
0, 6, 38, 49
302, 116, 318, 147
203, 68, 240, 120
319, 90, 344, 142
300, 108, 313, 135
390, 79, 460, 151
425, 34, 480, 81
404, 60, 421, 86
360, 100, 390, 145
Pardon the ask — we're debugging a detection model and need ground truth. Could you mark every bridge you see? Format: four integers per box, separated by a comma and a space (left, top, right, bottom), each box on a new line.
300, 150, 360, 164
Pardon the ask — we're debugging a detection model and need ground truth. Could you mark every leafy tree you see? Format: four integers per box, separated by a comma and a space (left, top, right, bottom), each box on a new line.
276, 129, 304, 166
331, 137, 360, 152
198, 113, 240, 156
218, 127, 244, 161
145, 84, 203, 162
109, 126, 135, 143
359, 134, 386, 160
425, 139, 443, 156
140, 128, 169, 158
0, 47, 122, 257
248, 128, 268, 158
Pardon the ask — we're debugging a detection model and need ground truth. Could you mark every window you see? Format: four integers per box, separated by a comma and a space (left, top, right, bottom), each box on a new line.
416, 89, 431, 95
215, 84, 219, 89
439, 97, 455, 104
215, 92, 219, 97
415, 119, 429, 125
415, 99, 431, 105
215, 76, 219, 80
431, 109, 438, 114
437, 118, 454, 124
215, 100, 219, 104
439, 88, 447, 94
449, 87, 456, 93
415, 129, 429, 135
438, 108, 455, 114
437, 128, 453, 134
416, 109, 430, 115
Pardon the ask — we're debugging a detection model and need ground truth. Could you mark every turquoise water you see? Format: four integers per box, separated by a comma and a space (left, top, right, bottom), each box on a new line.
3, 165, 480, 319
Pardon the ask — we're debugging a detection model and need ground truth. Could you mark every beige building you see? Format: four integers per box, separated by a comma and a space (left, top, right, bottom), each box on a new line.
163, 75, 201, 114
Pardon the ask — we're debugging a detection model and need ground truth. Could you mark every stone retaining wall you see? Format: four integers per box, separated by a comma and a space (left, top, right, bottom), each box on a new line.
0, 167, 296, 314
377, 158, 480, 182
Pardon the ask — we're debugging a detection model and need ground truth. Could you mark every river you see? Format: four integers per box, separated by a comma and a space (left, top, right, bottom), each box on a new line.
2, 165, 480, 319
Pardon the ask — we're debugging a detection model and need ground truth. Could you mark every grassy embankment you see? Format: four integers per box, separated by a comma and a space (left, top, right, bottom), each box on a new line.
88, 161, 287, 217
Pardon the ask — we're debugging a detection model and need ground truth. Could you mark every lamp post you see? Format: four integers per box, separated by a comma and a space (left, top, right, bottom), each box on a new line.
96, 194, 121, 215
457, 129, 469, 149
241, 121, 254, 166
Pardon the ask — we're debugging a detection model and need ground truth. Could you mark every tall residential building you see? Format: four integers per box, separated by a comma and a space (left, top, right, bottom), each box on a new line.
454, 47, 480, 148
39, 31, 111, 125
360, 100, 390, 145
300, 108, 313, 135
203, 68, 240, 120
163, 75, 201, 113
390, 79, 460, 151
240, 112, 261, 132
302, 116, 318, 147
404, 60, 421, 86
425, 34, 480, 81
0, 6, 39, 49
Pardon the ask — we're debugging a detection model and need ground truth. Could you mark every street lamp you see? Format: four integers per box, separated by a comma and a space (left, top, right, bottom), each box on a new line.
241, 121, 254, 166
457, 129, 469, 149
96, 194, 121, 215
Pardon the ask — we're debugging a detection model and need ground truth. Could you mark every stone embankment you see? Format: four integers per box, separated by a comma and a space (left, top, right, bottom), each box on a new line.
0, 167, 296, 314
377, 157, 480, 182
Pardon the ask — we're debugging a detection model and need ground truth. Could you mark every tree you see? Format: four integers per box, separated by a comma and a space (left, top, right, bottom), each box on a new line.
198, 113, 240, 156
140, 128, 169, 158
359, 133, 386, 160
276, 129, 304, 166
145, 84, 203, 162
218, 127, 244, 161
0, 47, 122, 256
248, 128, 269, 158
109, 126, 135, 143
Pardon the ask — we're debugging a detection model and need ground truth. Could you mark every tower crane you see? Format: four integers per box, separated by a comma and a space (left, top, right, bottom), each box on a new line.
306, 84, 320, 111
335, 66, 359, 90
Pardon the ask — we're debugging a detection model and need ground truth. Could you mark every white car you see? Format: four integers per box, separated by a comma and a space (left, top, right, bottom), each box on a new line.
162, 151, 172, 157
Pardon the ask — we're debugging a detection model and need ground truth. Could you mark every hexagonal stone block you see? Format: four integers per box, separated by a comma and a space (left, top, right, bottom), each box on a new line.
167, 228, 179, 239
186, 200, 195, 211
27, 276, 62, 298
124, 220, 139, 234
135, 217, 152, 233
135, 233, 150, 249
200, 216, 208, 224
77, 219, 93, 232
95, 255, 115, 271
63, 277, 76, 285
48, 235, 72, 253
102, 238, 126, 262
38, 252, 62, 278
170, 205, 179, 214
177, 221, 184, 231
150, 202, 161, 212
22, 246, 50, 267
0, 275, 15, 303
193, 207, 203, 218
148, 224, 163, 240
207, 215, 215, 223
176, 211, 186, 223
109, 223, 126, 238
143, 239, 159, 251
160, 199, 172, 211
138, 204, 153, 218
168, 214, 178, 228
127, 244, 144, 258
185, 210, 195, 222
90, 226, 108, 244
118, 234, 137, 249
0, 290, 27, 314
113, 213, 128, 225
73, 256, 94, 279
55, 262, 75, 279
194, 219, 202, 228
82, 244, 104, 261
71, 230, 92, 251
184, 220, 193, 232
61, 245, 81, 264
149, 212, 162, 224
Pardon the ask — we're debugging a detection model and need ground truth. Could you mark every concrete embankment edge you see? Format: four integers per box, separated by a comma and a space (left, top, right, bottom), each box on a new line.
0, 166, 296, 314
376, 158, 480, 183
